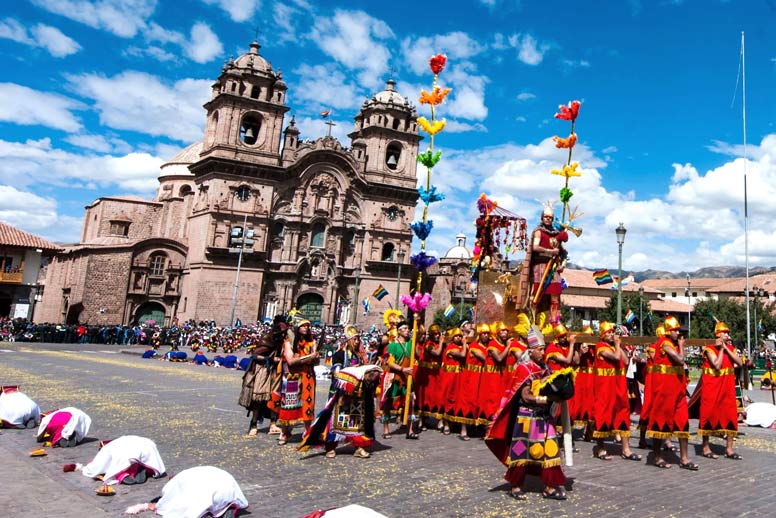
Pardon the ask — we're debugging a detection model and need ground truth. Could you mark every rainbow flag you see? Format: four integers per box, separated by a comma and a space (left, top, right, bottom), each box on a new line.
620, 273, 635, 286
362, 298, 370, 315
625, 309, 636, 324
444, 304, 456, 318
593, 269, 613, 285
372, 285, 389, 301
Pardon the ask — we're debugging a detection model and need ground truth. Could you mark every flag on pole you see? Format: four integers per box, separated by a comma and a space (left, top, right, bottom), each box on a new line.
625, 309, 636, 324
620, 273, 635, 286
320, 109, 332, 118
593, 269, 613, 285
362, 297, 370, 315
610, 276, 620, 290
372, 285, 389, 301
444, 304, 456, 318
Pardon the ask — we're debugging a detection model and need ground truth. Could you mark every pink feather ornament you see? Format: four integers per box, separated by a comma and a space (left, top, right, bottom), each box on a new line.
401, 292, 432, 313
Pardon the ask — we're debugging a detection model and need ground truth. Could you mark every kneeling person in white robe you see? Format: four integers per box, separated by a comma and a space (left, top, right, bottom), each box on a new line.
37, 407, 91, 447
124, 466, 248, 517
0, 386, 40, 429
64, 435, 166, 487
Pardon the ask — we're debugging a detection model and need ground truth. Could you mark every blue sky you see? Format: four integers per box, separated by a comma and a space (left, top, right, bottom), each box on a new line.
2, 0, 776, 273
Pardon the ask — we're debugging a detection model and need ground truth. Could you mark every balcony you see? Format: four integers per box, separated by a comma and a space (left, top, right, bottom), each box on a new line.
0, 269, 23, 284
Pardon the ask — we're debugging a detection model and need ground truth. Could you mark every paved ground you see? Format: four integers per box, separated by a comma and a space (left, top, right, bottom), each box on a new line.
2, 342, 776, 517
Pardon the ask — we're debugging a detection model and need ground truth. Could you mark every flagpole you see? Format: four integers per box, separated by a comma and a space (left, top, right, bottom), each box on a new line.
742, 31, 751, 362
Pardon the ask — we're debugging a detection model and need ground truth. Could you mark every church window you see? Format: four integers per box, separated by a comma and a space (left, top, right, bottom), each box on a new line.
109, 221, 129, 237
240, 113, 261, 146
381, 242, 395, 261
149, 254, 167, 276
179, 185, 193, 197
311, 222, 325, 248
392, 117, 400, 130
273, 221, 284, 237
386, 142, 402, 170
250, 85, 260, 99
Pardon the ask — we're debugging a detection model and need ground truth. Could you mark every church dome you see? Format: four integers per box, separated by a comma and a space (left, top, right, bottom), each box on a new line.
159, 142, 202, 177
444, 233, 472, 260
372, 79, 407, 106
232, 41, 273, 76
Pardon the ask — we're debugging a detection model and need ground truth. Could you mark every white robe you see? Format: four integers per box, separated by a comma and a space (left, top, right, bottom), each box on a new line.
81, 435, 165, 485
37, 407, 92, 443
154, 466, 248, 518
0, 390, 40, 427
744, 402, 776, 428
323, 505, 388, 518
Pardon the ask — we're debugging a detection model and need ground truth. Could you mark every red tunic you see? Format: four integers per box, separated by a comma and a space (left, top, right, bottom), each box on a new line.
457, 340, 486, 425
638, 343, 656, 429
480, 340, 508, 422
440, 344, 467, 423
544, 341, 570, 372
592, 341, 631, 438
646, 336, 689, 439
416, 340, 444, 418
698, 345, 738, 436
570, 348, 594, 425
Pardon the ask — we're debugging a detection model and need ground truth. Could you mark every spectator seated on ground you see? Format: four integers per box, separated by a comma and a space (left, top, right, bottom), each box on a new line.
0, 386, 40, 429
164, 351, 187, 362
744, 402, 776, 428
63, 435, 166, 492
37, 407, 91, 447
124, 466, 248, 516
142, 347, 157, 359
213, 355, 238, 369
192, 350, 210, 365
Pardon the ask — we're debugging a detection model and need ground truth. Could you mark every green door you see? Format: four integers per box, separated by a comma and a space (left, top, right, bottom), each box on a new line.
297, 293, 323, 324
135, 302, 166, 326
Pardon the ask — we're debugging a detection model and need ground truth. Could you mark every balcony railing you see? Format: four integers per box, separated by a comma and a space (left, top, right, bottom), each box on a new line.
0, 270, 23, 283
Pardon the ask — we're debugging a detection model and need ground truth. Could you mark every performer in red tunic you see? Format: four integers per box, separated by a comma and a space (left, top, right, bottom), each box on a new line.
698, 321, 743, 460
526, 204, 569, 324
570, 326, 595, 431
457, 323, 489, 438
592, 322, 641, 461
439, 328, 468, 437
647, 316, 696, 470
637, 325, 672, 450
480, 321, 510, 421
544, 323, 577, 373
416, 324, 445, 425
492, 322, 515, 389
507, 328, 528, 375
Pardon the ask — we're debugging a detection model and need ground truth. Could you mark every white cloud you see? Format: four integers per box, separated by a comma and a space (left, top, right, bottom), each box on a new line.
0, 137, 164, 193
271, 0, 313, 44
400, 31, 486, 76
186, 22, 223, 63
562, 58, 590, 69
65, 71, 211, 142
517, 92, 536, 101
124, 45, 176, 62
0, 83, 83, 132
508, 33, 550, 65
602, 146, 618, 154
445, 121, 487, 133
309, 10, 394, 90
293, 116, 350, 144
290, 63, 364, 111
30, 0, 157, 38
201, 0, 260, 22
0, 185, 84, 242
141, 21, 223, 63
515, 116, 527, 122
0, 19, 81, 57
64, 133, 131, 154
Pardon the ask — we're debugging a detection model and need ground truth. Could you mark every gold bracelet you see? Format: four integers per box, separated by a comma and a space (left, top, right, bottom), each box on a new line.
536, 396, 547, 404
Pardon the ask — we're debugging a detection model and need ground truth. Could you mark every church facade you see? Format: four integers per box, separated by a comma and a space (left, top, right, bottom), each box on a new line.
35, 41, 421, 328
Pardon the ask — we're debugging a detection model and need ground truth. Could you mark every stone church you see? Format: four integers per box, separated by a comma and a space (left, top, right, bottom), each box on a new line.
35, 40, 423, 328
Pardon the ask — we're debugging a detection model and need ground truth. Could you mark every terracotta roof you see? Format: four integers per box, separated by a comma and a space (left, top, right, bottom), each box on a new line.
650, 298, 692, 312
0, 221, 62, 252
707, 273, 776, 295
641, 277, 731, 289
561, 294, 609, 309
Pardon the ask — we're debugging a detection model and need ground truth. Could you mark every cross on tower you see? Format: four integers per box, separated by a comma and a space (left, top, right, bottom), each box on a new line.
325, 119, 336, 138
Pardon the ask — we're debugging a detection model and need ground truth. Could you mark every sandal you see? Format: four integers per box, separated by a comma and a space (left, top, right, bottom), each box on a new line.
442, 427, 451, 435
678, 461, 699, 471
662, 444, 678, 452
592, 447, 611, 461
724, 452, 742, 460
701, 452, 719, 459
406, 432, 420, 440
459, 435, 471, 441
542, 489, 567, 500
654, 459, 671, 469
382, 433, 393, 439
507, 489, 528, 500
277, 435, 288, 446
620, 452, 642, 461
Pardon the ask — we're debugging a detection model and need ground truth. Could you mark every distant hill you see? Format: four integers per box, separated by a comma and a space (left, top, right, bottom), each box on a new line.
568, 264, 776, 282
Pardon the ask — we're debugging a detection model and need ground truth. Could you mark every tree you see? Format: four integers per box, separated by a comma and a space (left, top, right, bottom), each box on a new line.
433, 303, 474, 329
598, 291, 653, 336
694, 297, 776, 349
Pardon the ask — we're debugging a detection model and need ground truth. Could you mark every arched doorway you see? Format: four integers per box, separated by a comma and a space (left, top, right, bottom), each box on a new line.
65, 303, 83, 325
296, 293, 323, 324
134, 302, 166, 326
0, 293, 11, 318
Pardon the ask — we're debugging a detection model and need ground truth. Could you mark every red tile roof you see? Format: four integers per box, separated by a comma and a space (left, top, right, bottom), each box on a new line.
0, 221, 62, 252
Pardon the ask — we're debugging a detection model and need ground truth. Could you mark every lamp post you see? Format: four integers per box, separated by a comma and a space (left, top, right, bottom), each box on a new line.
686, 273, 691, 338
351, 267, 362, 325
639, 286, 644, 336
229, 186, 251, 327
615, 223, 627, 326
753, 286, 759, 349
395, 250, 405, 310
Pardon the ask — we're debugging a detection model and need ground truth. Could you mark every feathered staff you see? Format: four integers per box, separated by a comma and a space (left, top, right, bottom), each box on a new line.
401, 53, 451, 426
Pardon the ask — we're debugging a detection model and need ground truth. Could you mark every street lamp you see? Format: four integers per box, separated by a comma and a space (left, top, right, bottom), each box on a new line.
351, 267, 362, 325
395, 249, 405, 309
229, 185, 251, 327
639, 286, 644, 336
615, 223, 627, 326
686, 274, 691, 338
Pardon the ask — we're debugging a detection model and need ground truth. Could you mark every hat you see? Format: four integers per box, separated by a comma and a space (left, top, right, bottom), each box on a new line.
542, 201, 554, 217
476, 322, 491, 334
599, 321, 615, 337
1, 385, 19, 393
581, 325, 594, 335
296, 319, 311, 328
664, 316, 681, 331
397, 321, 410, 330
655, 325, 666, 337
714, 321, 730, 336
459, 320, 470, 328
526, 326, 545, 348
492, 321, 509, 332
383, 309, 403, 327
344, 325, 359, 340
553, 323, 568, 337
448, 327, 463, 338
428, 324, 441, 334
